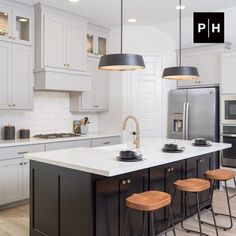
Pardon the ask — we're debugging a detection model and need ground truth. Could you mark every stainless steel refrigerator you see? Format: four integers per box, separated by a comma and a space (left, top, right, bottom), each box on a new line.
167, 87, 219, 142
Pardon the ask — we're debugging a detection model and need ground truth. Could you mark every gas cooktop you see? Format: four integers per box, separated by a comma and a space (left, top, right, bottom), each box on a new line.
34, 133, 80, 139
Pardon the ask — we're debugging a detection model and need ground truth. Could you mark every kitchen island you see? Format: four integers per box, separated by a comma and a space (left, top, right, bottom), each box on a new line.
25, 138, 231, 236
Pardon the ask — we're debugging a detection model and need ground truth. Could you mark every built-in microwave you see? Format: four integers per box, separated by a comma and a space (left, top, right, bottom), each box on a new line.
222, 96, 236, 124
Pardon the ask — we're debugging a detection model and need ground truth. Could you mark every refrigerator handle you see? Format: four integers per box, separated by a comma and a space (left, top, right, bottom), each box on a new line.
186, 102, 190, 140
183, 102, 186, 140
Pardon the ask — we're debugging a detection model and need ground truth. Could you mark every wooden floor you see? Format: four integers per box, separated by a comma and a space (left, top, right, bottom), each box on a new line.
0, 190, 236, 236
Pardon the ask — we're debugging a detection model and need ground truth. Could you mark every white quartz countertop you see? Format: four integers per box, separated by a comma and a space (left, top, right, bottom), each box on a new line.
0, 133, 121, 148
25, 138, 232, 177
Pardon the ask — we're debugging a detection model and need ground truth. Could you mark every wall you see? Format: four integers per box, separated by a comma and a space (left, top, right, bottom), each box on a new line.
0, 91, 99, 139
156, 6, 236, 48
99, 25, 177, 138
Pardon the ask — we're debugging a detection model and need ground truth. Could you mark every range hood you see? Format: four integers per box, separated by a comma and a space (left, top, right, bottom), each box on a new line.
34, 68, 92, 92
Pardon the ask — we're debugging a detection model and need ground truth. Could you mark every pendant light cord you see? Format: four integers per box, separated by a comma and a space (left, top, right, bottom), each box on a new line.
179, 0, 182, 66
121, 0, 123, 54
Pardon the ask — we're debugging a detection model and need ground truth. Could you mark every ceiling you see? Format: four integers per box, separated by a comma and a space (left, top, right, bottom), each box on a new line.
18, 0, 236, 28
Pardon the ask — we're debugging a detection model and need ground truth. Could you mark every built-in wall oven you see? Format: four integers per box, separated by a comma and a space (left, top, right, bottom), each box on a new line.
222, 96, 236, 124
221, 125, 236, 168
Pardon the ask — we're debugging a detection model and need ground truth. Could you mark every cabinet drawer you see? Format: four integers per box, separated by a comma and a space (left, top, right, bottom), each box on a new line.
91, 136, 121, 147
0, 144, 45, 161
45, 139, 91, 151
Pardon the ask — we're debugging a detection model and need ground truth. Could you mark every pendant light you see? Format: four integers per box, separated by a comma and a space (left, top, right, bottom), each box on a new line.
162, 0, 199, 80
98, 0, 145, 71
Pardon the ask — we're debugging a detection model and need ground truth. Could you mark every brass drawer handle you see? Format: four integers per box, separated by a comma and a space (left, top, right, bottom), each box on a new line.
122, 180, 126, 185
103, 141, 111, 145
18, 151, 29, 155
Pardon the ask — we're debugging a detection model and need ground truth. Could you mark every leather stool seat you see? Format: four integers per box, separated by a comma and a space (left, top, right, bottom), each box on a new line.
205, 169, 236, 181
126, 190, 171, 212
174, 178, 210, 192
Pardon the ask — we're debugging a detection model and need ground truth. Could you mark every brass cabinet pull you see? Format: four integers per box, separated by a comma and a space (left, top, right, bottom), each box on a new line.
8, 104, 11, 107
20, 162, 23, 166
103, 141, 111, 145
18, 151, 29, 155
12, 104, 16, 107
167, 168, 171, 172
122, 180, 126, 185
127, 179, 131, 184
24, 162, 28, 165
171, 168, 174, 171
67, 64, 70, 67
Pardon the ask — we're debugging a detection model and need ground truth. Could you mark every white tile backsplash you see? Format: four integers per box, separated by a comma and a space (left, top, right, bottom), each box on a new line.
0, 91, 99, 139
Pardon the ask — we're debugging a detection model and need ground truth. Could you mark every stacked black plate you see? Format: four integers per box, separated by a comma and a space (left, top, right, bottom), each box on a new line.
117, 151, 143, 162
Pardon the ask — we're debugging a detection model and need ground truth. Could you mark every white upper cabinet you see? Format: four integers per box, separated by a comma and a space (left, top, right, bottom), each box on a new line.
66, 20, 86, 71
87, 24, 109, 56
35, 3, 87, 72
221, 51, 236, 95
0, 41, 11, 109
70, 56, 109, 112
43, 14, 66, 69
11, 44, 33, 110
177, 43, 230, 88
0, 2, 33, 110
0, 4, 33, 45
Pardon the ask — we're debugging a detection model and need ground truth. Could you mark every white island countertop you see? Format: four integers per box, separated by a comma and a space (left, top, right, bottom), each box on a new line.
25, 138, 231, 177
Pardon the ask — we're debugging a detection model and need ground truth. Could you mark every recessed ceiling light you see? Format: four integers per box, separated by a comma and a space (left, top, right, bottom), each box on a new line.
128, 18, 137, 23
69, 0, 79, 2
18, 18, 28, 22
176, 5, 186, 10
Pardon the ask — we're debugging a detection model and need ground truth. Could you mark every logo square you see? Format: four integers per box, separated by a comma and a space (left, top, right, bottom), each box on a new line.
194, 12, 224, 43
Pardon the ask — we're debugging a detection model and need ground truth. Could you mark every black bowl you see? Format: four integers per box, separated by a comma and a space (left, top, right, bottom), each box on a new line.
194, 138, 207, 145
164, 143, 178, 151
119, 150, 137, 159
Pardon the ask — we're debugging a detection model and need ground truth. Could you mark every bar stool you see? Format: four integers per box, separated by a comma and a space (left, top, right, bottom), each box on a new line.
204, 169, 236, 231
174, 178, 218, 236
122, 190, 176, 236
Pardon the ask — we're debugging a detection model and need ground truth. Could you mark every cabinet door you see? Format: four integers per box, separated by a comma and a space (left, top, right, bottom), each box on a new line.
22, 159, 29, 199
177, 53, 198, 88
11, 44, 33, 110
43, 14, 66, 69
119, 171, 148, 236
95, 170, 148, 236
12, 9, 33, 45
150, 161, 185, 234
81, 57, 94, 110
0, 7, 12, 42
0, 41, 11, 109
93, 58, 109, 110
66, 20, 86, 71
221, 52, 236, 95
198, 51, 219, 86
186, 154, 215, 216
0, 158, 23, 205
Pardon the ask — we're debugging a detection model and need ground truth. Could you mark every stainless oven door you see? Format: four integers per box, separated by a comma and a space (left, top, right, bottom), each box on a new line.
222, 134, 236, 167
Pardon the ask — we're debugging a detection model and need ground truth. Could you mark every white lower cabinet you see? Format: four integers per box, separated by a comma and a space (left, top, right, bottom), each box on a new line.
0, 144, 45, 206
0, 158, 23, 205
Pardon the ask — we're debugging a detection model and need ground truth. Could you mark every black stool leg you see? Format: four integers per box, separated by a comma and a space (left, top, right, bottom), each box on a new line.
141, 211, 146, 236
150, 211, 155, 236
168, 204, 176, 236
196, 192, 203, 235
122, 208, 129, 236
224, 180, 234, 230
207, 189, 219, 236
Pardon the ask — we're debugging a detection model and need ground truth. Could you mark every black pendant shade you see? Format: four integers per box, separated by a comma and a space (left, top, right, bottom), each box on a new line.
98, 54, 145, 71
98, 0, 145, 71
162, 66, 199, 80
162, 0, 199, 80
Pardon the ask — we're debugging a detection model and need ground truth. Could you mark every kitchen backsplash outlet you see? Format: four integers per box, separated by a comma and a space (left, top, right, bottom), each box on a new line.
0, 91, 99, 139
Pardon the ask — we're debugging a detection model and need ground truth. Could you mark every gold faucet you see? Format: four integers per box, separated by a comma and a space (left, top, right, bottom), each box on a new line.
122, 115, 140, 149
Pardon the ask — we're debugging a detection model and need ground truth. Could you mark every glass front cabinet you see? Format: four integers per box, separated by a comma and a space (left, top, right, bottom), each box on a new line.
0, 5, 33, 45
87, 25, 109, 56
